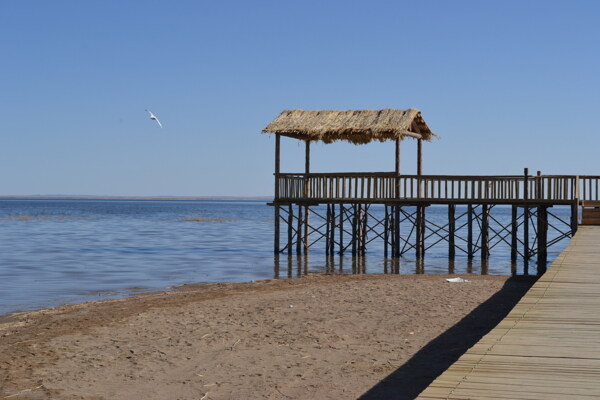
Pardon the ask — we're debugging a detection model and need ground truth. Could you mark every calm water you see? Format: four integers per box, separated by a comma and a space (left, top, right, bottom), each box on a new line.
0, 199, 571, 315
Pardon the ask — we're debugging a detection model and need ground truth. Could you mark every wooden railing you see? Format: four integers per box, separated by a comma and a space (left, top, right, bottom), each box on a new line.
276, 173, 599, 203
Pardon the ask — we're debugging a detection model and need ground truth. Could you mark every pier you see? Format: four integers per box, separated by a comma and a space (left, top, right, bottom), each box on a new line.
417, 225, 600, 399
263, 108, 599, 275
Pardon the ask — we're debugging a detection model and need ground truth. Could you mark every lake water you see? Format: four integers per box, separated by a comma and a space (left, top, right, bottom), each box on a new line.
0, 199, 572, 315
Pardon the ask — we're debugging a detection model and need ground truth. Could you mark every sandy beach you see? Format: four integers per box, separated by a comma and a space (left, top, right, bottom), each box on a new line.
0, 274, 533, 400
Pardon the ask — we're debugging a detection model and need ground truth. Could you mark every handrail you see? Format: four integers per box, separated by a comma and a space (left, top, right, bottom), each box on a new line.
275, 173, 597, 202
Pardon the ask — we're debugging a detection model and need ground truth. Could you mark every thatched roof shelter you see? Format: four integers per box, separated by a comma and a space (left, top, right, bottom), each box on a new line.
262, 108, 437, 144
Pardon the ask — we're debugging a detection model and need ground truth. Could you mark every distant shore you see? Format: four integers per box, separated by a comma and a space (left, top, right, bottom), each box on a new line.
0, 274, 532, 399
0, 195, 272, 201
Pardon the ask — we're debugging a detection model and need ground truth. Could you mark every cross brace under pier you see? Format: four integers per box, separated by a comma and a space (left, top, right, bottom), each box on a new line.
272, 201, 578, 276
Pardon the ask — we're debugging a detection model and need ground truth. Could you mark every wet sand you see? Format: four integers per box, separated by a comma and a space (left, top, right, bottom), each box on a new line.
0, 274, 533, 399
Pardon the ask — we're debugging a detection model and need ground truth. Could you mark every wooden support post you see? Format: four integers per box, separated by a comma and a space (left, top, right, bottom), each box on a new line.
287, 204, 293, 256
481, 204, 489, 259
467, 204, 474, 259
357, 205, 364, 254
421, 206, 426, 258
304, 141, 310, 254
275, 134, 281, 198
296, 205, 303, 255
481, 258, 489, 275
511, 205, 518, 275
325, 204, 331, 256
305, 141, 311, 193
392, 257, 399, 274
339, 204, 344, 254
524, 168, 530, 274
394, 205, 400, 257
571, 201, 579, 236
273, 254, 280, 279
537, 206, 548, 275
330, 204, 336, 256
352, 204, 357, 256
362, 205, 368, 255
417, 139, 423, 199
384, 205, 389, 258
417, 139, 423, 176
448, 204, 455, 259
274, 206, 280, 253
416, 205, 425, 258
303, 205, 309, 254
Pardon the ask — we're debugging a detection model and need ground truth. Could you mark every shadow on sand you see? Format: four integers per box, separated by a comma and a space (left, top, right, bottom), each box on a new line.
358, 276, 536, 400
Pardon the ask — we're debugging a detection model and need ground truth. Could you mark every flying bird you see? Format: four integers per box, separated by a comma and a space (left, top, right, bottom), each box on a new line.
146, 109, 163, 128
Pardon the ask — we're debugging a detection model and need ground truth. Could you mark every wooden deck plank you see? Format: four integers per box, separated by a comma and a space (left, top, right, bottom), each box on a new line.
417, 226, 600, 399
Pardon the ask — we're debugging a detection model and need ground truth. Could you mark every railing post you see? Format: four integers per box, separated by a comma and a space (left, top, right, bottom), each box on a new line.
536, 171, 542, 200
572, 175, 580, 234
524, 167, 530, 274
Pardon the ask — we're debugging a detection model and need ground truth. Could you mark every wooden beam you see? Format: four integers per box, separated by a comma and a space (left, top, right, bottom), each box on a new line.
274, 135, 281, 253
417, 139, 423, 176
395, 138, 401, 175
395, 138, 401, 198
304, 141, 311, 253
275, 134, 281, 200
399, 131, 423, 139
305, 140, 311, 174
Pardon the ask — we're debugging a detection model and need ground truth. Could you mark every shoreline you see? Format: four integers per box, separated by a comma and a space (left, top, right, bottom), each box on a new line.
0, 274, 534, 399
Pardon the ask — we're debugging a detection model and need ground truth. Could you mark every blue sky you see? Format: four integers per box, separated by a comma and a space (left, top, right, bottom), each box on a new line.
2, 1, 599, 196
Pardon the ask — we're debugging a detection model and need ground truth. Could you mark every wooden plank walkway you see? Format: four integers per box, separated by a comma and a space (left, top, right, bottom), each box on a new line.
417, 226, 600, 399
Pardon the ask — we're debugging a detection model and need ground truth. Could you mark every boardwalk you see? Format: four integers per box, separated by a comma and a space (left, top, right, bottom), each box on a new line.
417, 225, 600, 399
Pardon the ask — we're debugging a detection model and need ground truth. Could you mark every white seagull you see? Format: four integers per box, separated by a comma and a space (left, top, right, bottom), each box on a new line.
146, 109, 163, 128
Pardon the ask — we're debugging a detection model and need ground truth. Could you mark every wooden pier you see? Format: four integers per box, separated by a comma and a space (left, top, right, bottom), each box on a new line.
417, 225, 600, 399
262, 108, 600, 275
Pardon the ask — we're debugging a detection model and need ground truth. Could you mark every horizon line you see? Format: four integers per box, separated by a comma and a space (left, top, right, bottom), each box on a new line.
0, 195, 273, 201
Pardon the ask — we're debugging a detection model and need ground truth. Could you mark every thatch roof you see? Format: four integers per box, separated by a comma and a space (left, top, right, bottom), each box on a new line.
262, 108, 437, 144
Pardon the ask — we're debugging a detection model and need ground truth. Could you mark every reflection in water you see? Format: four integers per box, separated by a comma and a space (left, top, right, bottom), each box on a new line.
448, 259, 455, 274
481, 258, 489, 275
273, 255, 496, 277
383, 258, 400, 274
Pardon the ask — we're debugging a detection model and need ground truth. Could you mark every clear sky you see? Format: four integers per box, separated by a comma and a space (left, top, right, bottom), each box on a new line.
2, 1, 599, 197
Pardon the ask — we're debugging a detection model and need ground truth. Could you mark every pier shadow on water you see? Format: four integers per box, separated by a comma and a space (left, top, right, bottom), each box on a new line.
355, 275, 536, 400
